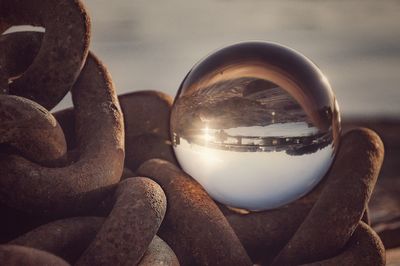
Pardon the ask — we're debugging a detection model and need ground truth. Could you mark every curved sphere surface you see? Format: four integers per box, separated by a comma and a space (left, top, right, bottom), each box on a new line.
171, 41, 341, 211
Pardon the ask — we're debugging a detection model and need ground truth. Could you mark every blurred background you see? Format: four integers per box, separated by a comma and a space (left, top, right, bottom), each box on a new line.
6, 0, 400, 263
78, 0, 400, 263
64, 0, 400, 120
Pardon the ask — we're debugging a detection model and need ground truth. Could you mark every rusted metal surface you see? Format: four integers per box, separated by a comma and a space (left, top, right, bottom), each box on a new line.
0, 95, 67, 164
139, 235, 180, 266
136, 127, 386, 265
0, 50, 125, 216
304, 222, 385, 266
119, 91, 172, 139
223, 193, 316, 263
118, 91, 178, 171
0, 0, 90, 110
10, 217, 104, 263
76, 177, 166, 266
137, 159, 253, 266
271, 128, 384, 265
0, 244, 70, 266
51, 91, 178, 172
0, 0, 394, 264
53, 107, 76, 150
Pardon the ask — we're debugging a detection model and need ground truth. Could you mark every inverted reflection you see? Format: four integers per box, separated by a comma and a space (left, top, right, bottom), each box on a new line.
171, 42, 340, 211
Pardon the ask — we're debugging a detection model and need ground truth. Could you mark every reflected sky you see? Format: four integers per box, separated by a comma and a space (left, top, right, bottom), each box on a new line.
174, 137, 333, 210
171, 73, 337, 149
171, 69, 337, 210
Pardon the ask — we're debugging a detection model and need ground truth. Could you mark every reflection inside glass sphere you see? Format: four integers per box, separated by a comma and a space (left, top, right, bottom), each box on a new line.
171, 42, 340, 211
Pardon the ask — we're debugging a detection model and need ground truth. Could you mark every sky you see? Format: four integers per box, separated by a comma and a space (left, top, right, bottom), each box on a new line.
174, 137, 333, 210
8, 0, 400, 118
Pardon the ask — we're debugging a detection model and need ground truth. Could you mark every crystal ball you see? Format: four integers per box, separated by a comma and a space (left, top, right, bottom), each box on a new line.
170, 41, 340, 211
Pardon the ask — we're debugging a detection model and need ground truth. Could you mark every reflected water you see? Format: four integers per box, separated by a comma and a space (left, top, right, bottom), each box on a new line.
171, 42, 340, 211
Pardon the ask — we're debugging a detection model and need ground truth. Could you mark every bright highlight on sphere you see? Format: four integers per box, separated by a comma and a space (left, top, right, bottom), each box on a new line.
170, 41, 341, 211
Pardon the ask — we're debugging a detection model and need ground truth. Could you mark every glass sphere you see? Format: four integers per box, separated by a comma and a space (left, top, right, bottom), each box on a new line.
170, 41, 340, 211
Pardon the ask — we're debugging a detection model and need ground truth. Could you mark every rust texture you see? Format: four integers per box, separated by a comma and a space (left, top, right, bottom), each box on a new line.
304, 222, 385, 266
10, 217, 104, 263
0, 47, 125, 216
76, 177, 167, 266
0, 0, 90, 110
137, 159, 253, 266
136, 127, 385, 265
0, 95, 67, 164
139, 235, 180, 266
0, 0, 393, 265
270, 128, 384, 265
53, 90, 178, 171
0, 244, 70, 266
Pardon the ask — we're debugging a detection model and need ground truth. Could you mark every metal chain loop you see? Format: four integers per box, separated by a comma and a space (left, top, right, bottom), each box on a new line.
0, 0, 390, 265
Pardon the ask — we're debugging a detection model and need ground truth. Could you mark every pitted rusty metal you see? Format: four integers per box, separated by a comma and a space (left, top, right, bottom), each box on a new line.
303, 221, 385, 266
10, 217, 104, 264
0, 32, 125, 216
43, 91, 387, 266
218, 128, 385, 265
139, 235, 180, 266
0, 244, 70, 266
0, 57, 7, 93
6, 179, 177, 266
0, 0, 90, 110
76, 177, 167, 266
0, 20, 10, 33
8, 178, 171, 265
0, 0, 391, 265
119, 91, 178, 171
52, 91, 178, 171
0, 95, 67, 164
0, 31, 42, 95
114, 87, 385, 265
135, 128, 385, 265
270, 128, 384, 265
137, 159, 253, 266
119, 91, 173, 140
0, 32, 41, 81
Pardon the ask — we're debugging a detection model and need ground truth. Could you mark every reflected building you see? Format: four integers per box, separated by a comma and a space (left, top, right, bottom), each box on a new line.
172, 77, 333, 156
170, 42, 340, 211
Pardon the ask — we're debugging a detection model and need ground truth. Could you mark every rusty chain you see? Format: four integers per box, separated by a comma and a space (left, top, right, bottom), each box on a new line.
0, 0, 389, 265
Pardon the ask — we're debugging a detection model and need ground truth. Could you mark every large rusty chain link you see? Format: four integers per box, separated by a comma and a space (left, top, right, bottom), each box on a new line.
0, 0, 387, 265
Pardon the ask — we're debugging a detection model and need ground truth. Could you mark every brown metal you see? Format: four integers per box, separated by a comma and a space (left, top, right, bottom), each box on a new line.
53, 107, 76, 151
118, 91, 178, 171
222, 193, 317, 263
76, 177, 167, 266
303, 222, 385, 266
0, 49, 125, 216
52, 90, 178, 171
125, 133, 177, 171
0, 95, 67, 165
270, 128, 384, 265
139, 235, 180, 266
0, 20, 10, 33
0, 54, 7, 94
0, 32, 41, 80
0, 244, 70, 266
9, 217, 104, 264
0, 0, 90, 110
221, 128, 384, 265
0, 0, 389, 263
137, 159, 253, 266
119, 91, 172, 139
0, 202, 51, 243
121, 167, 135, 180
